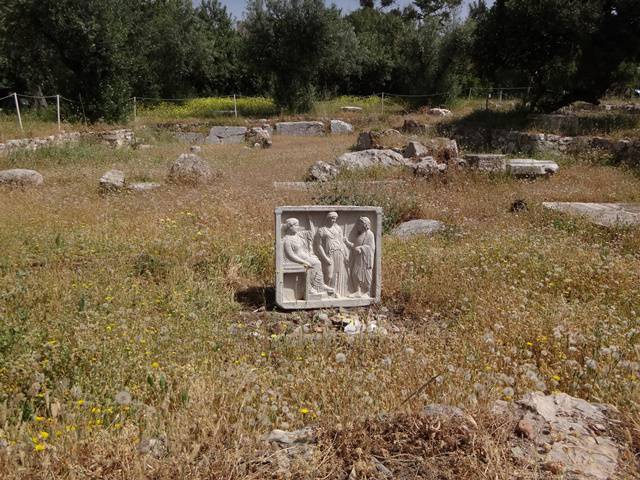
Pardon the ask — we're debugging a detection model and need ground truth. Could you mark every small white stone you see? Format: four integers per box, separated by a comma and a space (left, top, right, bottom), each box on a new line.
335, 352, 347, 363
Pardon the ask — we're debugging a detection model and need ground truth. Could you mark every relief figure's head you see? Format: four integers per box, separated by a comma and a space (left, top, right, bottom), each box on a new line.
358, 216, 371, 232
326, 211, 338, 226
284, 218, 300, 234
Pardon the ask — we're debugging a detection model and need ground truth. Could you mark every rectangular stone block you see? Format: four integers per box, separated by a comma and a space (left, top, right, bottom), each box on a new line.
275, 206, 382, 309
543, 202, 640, 227
206, 126, 247, 144
507, 159, 559, 177
275, 121, 325, 136
463, 154, 507, 173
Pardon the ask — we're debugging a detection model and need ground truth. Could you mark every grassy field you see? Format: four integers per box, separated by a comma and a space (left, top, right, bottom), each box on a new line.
0, 108, 639, 478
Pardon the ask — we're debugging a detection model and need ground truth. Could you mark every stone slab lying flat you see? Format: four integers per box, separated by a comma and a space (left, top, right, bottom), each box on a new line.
543, 202, 640, 227
273, 180, 406, 191
507, 159, 559, 177
0, 169, 44, 186
391, 219, 446, 238
275, 122, 325, 136
463, 154, 507, 173
275, 206, 382, 309
205, 126, 247, 144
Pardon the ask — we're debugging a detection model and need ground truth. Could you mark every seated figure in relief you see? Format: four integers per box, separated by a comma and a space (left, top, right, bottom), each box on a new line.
282, 218, 333, 296
314, 211, 350, 298
344, 216, 375, 298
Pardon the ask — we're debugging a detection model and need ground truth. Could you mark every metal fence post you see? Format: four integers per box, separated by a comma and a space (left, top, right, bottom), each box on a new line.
13, 93, 23, 132
56, 94, 61, 131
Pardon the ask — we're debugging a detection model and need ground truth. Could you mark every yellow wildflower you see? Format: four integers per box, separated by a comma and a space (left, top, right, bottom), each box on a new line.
38, 431, 49, 440
34, 443, 46, 452
34, 416, 45, 422
299, 407, 310, 415
151, 362, 160, 369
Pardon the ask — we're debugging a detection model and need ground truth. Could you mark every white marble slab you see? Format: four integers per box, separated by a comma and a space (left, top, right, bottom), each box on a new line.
275, 206, 382, 309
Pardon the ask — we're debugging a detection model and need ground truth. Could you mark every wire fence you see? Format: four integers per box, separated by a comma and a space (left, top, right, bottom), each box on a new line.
1, 87, 534, 133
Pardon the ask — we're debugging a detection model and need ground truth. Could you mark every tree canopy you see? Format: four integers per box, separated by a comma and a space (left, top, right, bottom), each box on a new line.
1, 0, 638, 120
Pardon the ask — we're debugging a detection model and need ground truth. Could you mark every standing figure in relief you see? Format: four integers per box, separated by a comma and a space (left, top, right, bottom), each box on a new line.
315, 211, 350, 297
283, 218, 333, 295
344, 216, 375, 298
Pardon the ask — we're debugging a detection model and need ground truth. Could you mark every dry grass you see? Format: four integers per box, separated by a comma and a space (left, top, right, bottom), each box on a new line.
0, 113, 639, 478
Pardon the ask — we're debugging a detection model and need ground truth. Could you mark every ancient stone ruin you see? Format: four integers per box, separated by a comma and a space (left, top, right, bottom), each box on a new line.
275, 206, 382, 309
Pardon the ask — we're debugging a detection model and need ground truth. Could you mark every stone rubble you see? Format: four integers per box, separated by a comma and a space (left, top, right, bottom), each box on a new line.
427, 107, 452, 116
99, 169, 125, 192
167, 153, 214, 185
0, 168, 44, 187
306, 160, 339, 182
245, 127, 272, 148
0, 129, 135, 154
330, 119, 354, 134
264, 392, 628, 479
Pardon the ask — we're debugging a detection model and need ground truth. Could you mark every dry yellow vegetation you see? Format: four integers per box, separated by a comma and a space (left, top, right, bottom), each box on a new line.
0, 112, 639, 478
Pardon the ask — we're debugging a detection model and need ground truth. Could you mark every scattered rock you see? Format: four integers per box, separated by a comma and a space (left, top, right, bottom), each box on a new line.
507, 159, 559, 177
341, 106, 363, 112
500, 391, 623, 480
306, 161, 339, 182
190, 145, 202, 153
265, 427, 316, 447
275, 121, 325, 136
97, 129, 135, 148
355, 131, 384, 150
206, 126, 247, 145
330, 119, 354, 134
408, 157, 446, 177
167, 153, 214, 185
463, 153, 507, 173
391, 219, 446, 238
515, 418, 535, 439
344, 318, 364, 335
355, 130, 407, 150
128, 182, 161, 193
403, 140, 430, 158
137, 144, 152, 150
245, 127, 272, 148
428, 107, 452, 116
401, 119, 427, 134
336, 149, 406, 170
421, 138, 460, 164
510, 199, 528, 213
542, 202, 640, 227
99, 169, 125, 192
137, 436, 168, 458
0, 168, 44, 187
382, 129, 402, 137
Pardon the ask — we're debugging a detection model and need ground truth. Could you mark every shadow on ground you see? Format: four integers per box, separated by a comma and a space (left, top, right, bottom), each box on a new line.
235, 285, 276, 310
